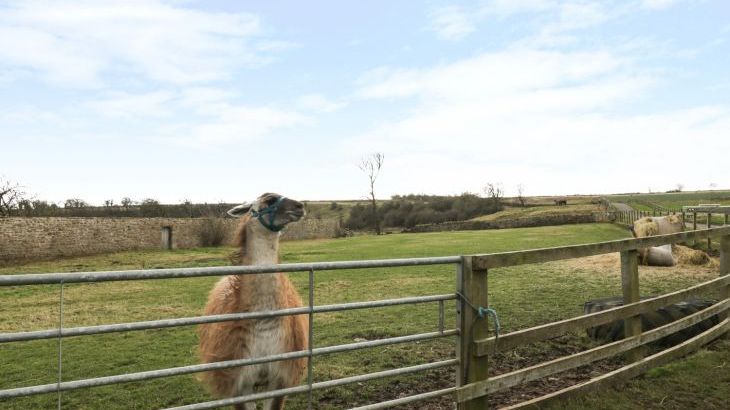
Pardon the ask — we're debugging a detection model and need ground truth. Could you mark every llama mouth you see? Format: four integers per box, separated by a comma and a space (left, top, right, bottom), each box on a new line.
286, 211, 304, 221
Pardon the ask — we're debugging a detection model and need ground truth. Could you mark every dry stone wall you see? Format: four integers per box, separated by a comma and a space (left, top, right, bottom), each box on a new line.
0, 217, 340, 265
402, 213, 603, 233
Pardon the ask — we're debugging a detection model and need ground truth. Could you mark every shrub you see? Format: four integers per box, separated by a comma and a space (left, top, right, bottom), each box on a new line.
198, 217, 229, 247
345, 193, 503, 230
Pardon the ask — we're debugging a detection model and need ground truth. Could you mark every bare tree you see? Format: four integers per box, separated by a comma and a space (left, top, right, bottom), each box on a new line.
516, 184, 526, 207
675, 183, 684, 192
0, 177, 28, 217
181, 199, 194, 218
484, 182, 503, 201
140, 198, 163, 217
358, 153, 384, 235
121, 197, 134, 211
483, 182, 505, 212
64, 198, 89, 208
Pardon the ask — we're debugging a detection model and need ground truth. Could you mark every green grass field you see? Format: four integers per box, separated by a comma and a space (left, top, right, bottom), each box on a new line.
606, 190, 730, 227
1, 223, 727, 409
471, 204, 599, 222
607, 190, 730, 211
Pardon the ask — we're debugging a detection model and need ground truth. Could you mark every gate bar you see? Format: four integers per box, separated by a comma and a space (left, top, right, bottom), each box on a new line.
1, 294, 457, 343
0, 256, 462, 286
0, 330, 458, 399
165, 359, 459, 410
349, 386, 458, 410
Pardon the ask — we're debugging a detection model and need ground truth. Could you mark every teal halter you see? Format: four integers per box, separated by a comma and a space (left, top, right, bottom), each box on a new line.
251, 196, 287, 232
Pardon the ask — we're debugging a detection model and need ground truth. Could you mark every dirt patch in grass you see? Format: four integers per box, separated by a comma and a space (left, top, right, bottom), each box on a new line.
488, 336, 625, 408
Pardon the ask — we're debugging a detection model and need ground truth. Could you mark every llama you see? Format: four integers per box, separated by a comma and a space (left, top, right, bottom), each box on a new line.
630, 214, 684, 265
198, 193, 308, 410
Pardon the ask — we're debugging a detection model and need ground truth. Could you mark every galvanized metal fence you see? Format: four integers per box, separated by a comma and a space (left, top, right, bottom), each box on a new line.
2, 227, 730, 409
0, 256, 463, 409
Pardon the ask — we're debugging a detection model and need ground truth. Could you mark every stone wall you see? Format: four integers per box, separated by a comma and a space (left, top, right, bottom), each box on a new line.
0, 217, 340, 265
402, 213, 605, 233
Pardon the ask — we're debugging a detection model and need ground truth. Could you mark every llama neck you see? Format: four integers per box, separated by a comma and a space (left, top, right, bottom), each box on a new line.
243, 220, 280, 265
240, 220, 283, 307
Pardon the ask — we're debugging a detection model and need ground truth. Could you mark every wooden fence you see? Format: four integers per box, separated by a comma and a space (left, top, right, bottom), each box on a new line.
611, 206, 730, 250
456, 226, 730, 409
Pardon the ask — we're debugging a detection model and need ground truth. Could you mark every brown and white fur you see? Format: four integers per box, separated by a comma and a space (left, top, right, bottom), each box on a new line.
630, 214, 684, 265
198, 193, 308, 410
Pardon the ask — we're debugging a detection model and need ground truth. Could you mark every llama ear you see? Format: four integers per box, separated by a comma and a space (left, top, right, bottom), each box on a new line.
227, 203, 252, 217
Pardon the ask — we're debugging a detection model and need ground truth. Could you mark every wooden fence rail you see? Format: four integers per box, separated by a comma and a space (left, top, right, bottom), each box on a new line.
457, 226, 730, 409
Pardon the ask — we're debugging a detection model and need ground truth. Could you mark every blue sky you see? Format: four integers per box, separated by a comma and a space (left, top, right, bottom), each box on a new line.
1, 0, 729, 205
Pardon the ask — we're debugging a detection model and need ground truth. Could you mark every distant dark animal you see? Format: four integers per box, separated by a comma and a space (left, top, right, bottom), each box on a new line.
584, 297, 719, 346
554, 199, 567, 206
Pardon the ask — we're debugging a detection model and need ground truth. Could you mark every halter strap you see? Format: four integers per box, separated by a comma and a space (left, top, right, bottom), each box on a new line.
250, 196, 287, 232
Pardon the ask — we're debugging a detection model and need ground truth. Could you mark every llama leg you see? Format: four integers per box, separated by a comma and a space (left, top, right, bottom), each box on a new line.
234, 382, 258, 410
264, 397, 285, 410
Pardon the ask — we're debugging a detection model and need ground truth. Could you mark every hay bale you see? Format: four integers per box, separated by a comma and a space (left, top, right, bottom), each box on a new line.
646, 244, 675, 266
675, 245, 710, 265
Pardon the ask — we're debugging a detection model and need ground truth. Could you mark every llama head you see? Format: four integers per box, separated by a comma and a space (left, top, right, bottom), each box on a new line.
227, 192, 305, 232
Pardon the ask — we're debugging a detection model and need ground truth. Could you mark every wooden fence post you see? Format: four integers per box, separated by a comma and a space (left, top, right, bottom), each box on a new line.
707, 213, 713, 250
457, 256, 489, 410
720, 235, 729, 339
621, 250, 643, 361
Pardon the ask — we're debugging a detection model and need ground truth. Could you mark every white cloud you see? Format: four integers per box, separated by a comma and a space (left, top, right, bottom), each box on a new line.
0, 0, 282, 87
179, 87, 237, 108
170, 104, 310, 146
428, 5, 476, 41
297, 94, 347, 113
641, 0, 680, 10
4, 85, 310, 147
481, 0, 557, 17
358, 49, 628, 101
428, 1, 686, 43
0, 103, 66, 124
85, 90, 176, 119
349, 46, 730, 195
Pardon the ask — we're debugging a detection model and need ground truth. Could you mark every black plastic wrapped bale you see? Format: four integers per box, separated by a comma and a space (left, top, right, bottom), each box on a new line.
584, 297, 720, 346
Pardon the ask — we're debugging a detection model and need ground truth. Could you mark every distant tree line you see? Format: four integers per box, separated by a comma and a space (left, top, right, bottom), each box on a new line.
345, 192, 504, 230
8, 198, 232, 218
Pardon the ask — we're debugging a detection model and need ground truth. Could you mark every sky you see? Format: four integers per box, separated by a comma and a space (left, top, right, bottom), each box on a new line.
1, 0, 729, 205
